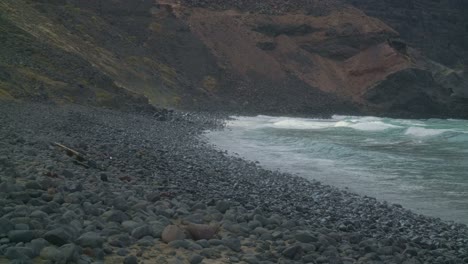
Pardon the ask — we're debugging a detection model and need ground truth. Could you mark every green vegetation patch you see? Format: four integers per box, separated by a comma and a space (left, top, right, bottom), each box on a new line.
203, 75, 218, 93
0, 87, 13, 99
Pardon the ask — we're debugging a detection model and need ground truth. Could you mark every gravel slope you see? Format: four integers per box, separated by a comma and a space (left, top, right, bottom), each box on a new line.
0, 101, 467, 264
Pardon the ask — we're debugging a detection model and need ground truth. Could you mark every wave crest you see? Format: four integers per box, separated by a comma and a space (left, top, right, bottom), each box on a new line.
405, 127, 449, 137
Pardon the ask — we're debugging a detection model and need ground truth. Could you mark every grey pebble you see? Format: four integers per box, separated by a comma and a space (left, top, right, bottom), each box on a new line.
5, 247, 35, 260
223, 237, 241, 252
8, 230, 34, 243
123, 255, 138, 264
44, 228, 71, 246
190, 254, 204, 264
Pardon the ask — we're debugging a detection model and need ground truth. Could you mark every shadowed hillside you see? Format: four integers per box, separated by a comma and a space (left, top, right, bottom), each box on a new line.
0, 0, 467, 117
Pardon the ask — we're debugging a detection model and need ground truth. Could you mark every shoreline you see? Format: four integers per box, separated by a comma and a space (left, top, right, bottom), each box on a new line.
204, 114, 468, 225
0, 101, 467, 263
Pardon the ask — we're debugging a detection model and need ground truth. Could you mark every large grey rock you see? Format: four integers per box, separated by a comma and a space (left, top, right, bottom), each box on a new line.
124, 255, 138, 264
83, 202, 100, 216
283, 244, 303, 259
0, 218, 14, 235
5, 247, 35, 260
242, 254, 259, 264
247, 220, 262, 230
76, 232, 104, 248
44, 228, 71, 246
62, 170, 74, 179
223, 237, 241, 252
190, 254, 204, 264
253, 214, 268, 226
8, 192, 31, 203
14, 223, 30, 230
131, 225, 151, 239
11, 259, 34, 264
108, 234, 131, 248
136, 237, 155, 247
183, 213, 206, 224
169, 240, 203, 250
62, 210, 78, 222
30, 210, 48, 219
113, 197, 130, 211
25, 181, 42, 190
191, 203, 207, 211
196, 239, 209, 248
168, 240, 192, 249
29, 238, 49, 255
378, 246, 397, 255
303, 254, 317, 263
59, 244, 79, 263
102, 210, 129, 223
39, 244, 78, 264
215, 200, 231, 213
295, 232, 317, 243
208, 239, 223, 246
8, 230, 34, 243
40, 246, 61, 261
122, 221, 141, 232
149, 221, 167, 238
200, 248, 222, 259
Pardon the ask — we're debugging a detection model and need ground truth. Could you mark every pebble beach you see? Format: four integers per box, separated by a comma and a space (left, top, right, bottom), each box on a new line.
0, 101, 467, 264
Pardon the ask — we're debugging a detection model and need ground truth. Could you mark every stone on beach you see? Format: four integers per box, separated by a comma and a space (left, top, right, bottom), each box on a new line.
162, 225, 186, 243
186, 223, 218, 241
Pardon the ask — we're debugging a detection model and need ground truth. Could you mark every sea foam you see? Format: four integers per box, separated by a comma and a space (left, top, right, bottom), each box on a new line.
405, 127, 449, 137
335, 121, 400, 131
272, 119, 334, 130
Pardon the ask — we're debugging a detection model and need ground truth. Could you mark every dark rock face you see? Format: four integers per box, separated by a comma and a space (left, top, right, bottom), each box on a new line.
253, 24, 320, 37
179, 0, 344, 15
364, 68, 453, 118
387, 38, 407, 54
346, 0, 468, 68
256, 42, 277, 51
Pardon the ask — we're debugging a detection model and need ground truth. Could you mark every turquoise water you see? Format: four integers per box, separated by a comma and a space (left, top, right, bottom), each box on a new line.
206, 115, 468, 224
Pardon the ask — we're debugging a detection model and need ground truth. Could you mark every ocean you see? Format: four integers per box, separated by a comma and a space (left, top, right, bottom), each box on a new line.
206, 115, 468, 224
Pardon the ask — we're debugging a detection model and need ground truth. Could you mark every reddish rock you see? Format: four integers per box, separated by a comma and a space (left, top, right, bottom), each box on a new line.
161, 225, 186, 243
119, 176, 132, 182
186, 223, 218, 241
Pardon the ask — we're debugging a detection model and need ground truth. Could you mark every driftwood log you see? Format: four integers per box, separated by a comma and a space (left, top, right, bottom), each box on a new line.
53, 142, 89, 168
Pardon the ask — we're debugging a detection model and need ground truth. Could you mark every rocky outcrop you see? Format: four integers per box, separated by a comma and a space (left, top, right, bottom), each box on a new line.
346, 0, 468, 68
364, 68, 452, 118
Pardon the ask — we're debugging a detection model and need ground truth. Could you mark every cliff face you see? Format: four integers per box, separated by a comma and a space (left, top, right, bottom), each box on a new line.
0, 0, 467, 117
346, 0, 468, 68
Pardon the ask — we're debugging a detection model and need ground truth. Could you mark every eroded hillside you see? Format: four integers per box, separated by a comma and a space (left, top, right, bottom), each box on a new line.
0, 0, 467, 117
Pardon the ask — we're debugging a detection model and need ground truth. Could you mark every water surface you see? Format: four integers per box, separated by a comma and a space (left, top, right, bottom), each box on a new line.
206, 115, 468, 224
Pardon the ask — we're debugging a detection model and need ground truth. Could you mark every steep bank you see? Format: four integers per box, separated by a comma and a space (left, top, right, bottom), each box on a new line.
0, 101, 468, 264
0, 6, 153, 112
0, 0, 467, 117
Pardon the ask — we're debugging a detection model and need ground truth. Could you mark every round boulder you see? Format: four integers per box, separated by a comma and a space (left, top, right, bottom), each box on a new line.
186, 223, 218, 241
161, 225, 186, 243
